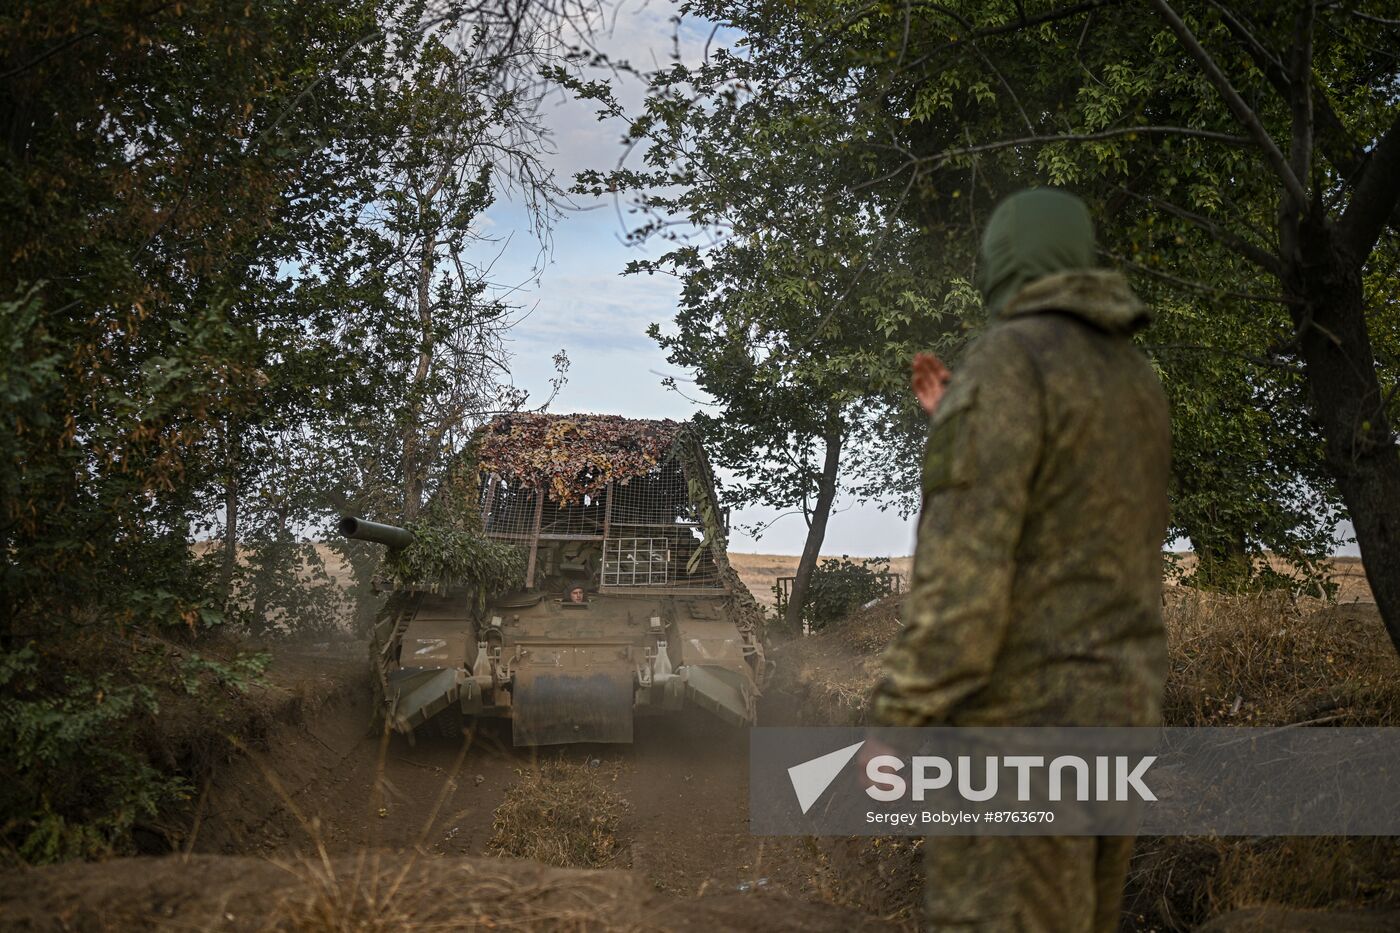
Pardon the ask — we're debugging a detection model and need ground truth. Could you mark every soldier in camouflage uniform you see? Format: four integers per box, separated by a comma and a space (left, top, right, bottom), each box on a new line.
871, 188, 1171, 932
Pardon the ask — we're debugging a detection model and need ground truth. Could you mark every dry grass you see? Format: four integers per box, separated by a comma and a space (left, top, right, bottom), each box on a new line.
1139, 592, 1400, 931
1126, 836, 1400, 931
769, 594, 904, 726
0, 853, 647, 933
777, 585, 1400, 732
209, 716, 642, 932
212, 732, 638, 930
277, 853, 641, 932
1162, 590, 1400, 727
801, 835, 924, 925
280, 854, 418, 933
486, 757, 628, 869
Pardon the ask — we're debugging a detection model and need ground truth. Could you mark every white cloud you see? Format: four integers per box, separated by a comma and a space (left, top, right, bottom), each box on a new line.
509, 267, 679, 350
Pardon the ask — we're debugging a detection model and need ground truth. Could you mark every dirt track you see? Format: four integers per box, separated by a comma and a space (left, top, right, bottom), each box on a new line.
194, 653, 835, 896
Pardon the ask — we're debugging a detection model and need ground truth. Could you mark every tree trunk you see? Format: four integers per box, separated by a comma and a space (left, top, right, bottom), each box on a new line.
349, 549, 384, 638
402, 225, 437, 522
249, 504, 291, 637
1290, 224, 1400, 654
1188, 528, 1251, 591
220, 418, 240, 605
783, 422, 844, 632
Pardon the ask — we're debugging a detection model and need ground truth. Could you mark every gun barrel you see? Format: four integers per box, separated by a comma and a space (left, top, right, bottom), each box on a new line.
338, 515, 414, 550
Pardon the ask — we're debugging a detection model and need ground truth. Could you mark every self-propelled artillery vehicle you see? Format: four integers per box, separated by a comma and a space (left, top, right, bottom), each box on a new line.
341, 413, 768, 745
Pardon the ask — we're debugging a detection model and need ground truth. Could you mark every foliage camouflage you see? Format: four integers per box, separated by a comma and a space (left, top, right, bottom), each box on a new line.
375, 439, 525, 604
476, 413, 682, 505
381, 524, 526, 607
672, 425, 769, 641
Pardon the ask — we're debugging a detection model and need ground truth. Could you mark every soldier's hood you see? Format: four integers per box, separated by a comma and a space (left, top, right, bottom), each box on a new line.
999, 269, 1151, 335
975, 188, 1151, 335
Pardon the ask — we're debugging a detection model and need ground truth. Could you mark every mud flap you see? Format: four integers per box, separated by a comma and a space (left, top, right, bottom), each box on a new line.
513, 666, 634, 746
682, 665, 754, 725
387, 667, 460, 733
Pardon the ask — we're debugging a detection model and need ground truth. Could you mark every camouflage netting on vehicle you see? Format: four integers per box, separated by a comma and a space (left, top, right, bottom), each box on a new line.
672, 428, 768, 644
476, 413, 682, 505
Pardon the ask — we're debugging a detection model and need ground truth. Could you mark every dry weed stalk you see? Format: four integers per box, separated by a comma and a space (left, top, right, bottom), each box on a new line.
276, 855, 637, 932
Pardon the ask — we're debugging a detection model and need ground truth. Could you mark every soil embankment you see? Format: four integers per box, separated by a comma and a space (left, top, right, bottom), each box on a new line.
2, 640, 902, 931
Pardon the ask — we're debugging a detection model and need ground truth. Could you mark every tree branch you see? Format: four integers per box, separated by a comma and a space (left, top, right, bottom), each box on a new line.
1339, 111, 1400, 261
866, 126, 1251, 188
0, 31, 98, 82
0, 0, 180, 82
1207, 2, 1284, 77
892, 0, 1126, 75
1214, 3, 1376, 205
915, 2, 1038, 134
1147, 0, 1310, 210
1286, 1, 1315, 191
1349, 10, 1400, 26
1107, 251, 1298, 305
1115, 186, 1284, 277
1144, 343, 1305, 375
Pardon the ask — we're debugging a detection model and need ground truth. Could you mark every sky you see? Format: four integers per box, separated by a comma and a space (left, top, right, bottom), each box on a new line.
464, 2, 1359, 559
469, 3, 921, 557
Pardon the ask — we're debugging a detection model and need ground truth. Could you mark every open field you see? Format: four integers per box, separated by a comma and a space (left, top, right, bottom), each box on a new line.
729, 552, 1375, 608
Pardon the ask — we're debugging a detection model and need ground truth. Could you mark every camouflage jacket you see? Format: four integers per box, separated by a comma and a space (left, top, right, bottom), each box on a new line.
873, 270, 1171, 727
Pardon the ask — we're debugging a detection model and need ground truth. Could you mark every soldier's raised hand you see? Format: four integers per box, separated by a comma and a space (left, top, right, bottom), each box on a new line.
912, 352, 951, 415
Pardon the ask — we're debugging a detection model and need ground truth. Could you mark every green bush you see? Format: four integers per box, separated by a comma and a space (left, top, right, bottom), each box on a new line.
0, 644, 188, 864
778, 556, 897, 632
